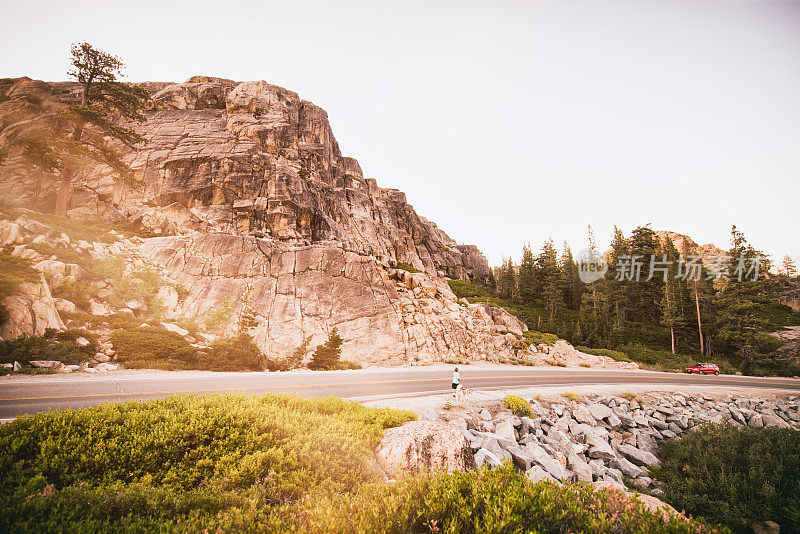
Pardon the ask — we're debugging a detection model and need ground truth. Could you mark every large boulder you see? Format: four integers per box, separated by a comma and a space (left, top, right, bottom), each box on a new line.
376, 421, 475, 478
0, 276, 65, 340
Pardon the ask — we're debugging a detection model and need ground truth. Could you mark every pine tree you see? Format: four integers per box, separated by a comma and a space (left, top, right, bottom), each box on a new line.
538, 238, 563, 319
561, 243, 582, 310
287, 336, 312, 369
517, 244, 537, 304
712, 226, 771, 373
497, 257, 517, 300
19, 42, 150, 215
659, 237, 685, 354
624, 225, 663, 324
308, 328, 344, 370
782, 255, 797, 278
606, 226, 629, 327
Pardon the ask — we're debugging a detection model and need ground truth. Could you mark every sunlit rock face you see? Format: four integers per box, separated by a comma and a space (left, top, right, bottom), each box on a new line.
0, 76, 530, 364
126, 77, 489, 281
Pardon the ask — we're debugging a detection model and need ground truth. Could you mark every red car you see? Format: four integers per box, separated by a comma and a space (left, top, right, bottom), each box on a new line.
685, 363, 720, 375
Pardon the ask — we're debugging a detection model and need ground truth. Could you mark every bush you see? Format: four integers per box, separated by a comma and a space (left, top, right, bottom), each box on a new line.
0, 329, 94, 365
444, 356, 470, 365
653, 424, 800, 532
111, 325, 199, 370
285, 465, 715, 533
112, 326, 265, 372
504, 395, 532, 417
203, 334, 264, 372
308, 328, 344, 370
620, 391, 643, 404
447, 279, 490, 299
562, 391, 584, 403
525, 330, 559, 346
0, 394, 417, 532
393, 261, 421, 273
576, 345, 631, 362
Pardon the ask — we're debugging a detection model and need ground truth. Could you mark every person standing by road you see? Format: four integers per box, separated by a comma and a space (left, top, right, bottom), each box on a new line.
452, 367, 460, 395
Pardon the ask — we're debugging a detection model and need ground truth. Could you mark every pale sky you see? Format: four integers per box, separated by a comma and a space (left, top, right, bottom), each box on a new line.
2, 0, 799, 267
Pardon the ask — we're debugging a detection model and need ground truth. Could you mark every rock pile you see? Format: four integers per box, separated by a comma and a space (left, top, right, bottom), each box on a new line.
440, 392, 800, 492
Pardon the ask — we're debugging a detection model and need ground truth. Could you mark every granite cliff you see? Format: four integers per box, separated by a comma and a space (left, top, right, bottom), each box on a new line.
0, 76, 539, 365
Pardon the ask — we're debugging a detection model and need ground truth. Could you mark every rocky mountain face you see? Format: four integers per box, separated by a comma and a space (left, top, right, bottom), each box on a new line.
0, 76, 540, 365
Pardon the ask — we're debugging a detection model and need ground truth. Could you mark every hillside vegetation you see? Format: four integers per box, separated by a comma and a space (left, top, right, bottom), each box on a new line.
451, 225, 800, 376
0, 395, 716, 533
653, 424, 800, 533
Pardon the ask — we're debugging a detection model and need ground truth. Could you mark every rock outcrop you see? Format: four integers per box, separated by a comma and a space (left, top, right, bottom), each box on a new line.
375, 420, 475, 477
0, 76, 534, 364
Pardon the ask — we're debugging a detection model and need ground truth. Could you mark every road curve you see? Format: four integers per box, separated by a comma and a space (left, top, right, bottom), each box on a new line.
1, 365, 798, 420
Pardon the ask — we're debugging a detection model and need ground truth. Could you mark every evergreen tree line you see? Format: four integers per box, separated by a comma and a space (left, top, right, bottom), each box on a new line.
486, 225, 784, 374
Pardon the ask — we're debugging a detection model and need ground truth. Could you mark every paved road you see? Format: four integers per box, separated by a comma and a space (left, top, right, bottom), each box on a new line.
1, 365, 798, 420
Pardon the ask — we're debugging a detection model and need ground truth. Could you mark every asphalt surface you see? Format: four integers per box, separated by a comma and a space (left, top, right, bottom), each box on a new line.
1, 365, 798, 420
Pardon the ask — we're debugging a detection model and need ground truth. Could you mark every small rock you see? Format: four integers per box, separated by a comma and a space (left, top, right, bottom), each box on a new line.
420, 409, 437, 421
616, 443, 659, 466
75, 337, 91, 348
479, 409, 492, 421
526, 465, 555, 483
29, 360, 64, 370
588, 403, 613, 420
160, 322, 189, 337
474, 448, 502, 469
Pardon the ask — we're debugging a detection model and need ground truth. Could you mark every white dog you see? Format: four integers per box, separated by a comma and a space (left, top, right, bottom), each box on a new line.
454, 384, 471, 400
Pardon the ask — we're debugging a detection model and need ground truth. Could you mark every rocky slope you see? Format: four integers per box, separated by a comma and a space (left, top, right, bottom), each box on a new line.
0, 76, 566, 366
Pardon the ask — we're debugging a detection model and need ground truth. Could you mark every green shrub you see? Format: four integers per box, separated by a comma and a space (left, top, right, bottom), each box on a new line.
0, 394, 416, 532
525, 330, 559, 346
504, 394, 532, 417
25, 241, 85, 265
754, 333, 782, 354
393, 261, 421, 273
444, 356, 470, 365
284, 465, 715, 533
337, 360, 362, 370
111, 325, 199, 370
0, 329, 94, 365
112, 325, 264, 372
203, 334, 263, 372
576, 345, 631, 362
620, 391, 643, 404
447, 279, 490, 299
616, 343, 738, 374
653, 424, 800, 532
562, 391, 584, 403
88, 255, 126, 281
53, 278, 93, 310
16, 210, 133, 244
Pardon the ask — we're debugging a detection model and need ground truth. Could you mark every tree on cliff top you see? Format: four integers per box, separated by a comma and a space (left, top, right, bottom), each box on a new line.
23, 42, 150, 215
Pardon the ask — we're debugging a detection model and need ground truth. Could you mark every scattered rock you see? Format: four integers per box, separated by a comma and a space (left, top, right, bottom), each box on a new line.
160, 322, 189, 337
